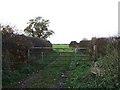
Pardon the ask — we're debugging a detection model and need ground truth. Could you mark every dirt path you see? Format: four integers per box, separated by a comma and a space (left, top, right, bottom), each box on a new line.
52, 55, 73, 88
52, 71, 68, 88
15, 52, 73, 88
15, 60, 56, 88
15, 70, 42, 88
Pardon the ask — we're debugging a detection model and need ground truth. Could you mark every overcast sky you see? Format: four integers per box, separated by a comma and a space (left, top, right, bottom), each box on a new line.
0, 0, 119, 44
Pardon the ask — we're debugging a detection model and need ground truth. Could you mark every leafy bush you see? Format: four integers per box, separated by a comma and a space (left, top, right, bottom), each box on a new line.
95, 42, 118, 88
65, 41, 119, 89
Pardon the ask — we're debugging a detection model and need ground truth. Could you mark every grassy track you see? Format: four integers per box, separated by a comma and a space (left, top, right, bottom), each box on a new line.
3, 44, 92, 88
26, 45, 91, 88
3, 51, 59, 88
28, 45, 74, 88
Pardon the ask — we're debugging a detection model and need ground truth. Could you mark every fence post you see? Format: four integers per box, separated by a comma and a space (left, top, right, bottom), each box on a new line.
93, 44, 97, 62
74, 48, 77, 54
88, 48, 91, 60
41, 52, 44, 60
28, 49, 30, 59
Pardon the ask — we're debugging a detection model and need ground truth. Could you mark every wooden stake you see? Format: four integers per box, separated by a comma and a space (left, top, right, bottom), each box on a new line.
41, 52, 44, 60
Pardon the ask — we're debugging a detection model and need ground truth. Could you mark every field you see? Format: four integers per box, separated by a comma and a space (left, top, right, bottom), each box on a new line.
53, 44, 69, 48
2, 44, 119, 88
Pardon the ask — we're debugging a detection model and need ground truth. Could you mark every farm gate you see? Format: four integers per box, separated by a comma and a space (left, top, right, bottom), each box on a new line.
26, 47, 99, 88
28, 47, 91, 61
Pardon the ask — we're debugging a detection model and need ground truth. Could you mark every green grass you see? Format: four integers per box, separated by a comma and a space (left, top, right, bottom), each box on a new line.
64, 59, 92, 88
65, 61, 93, 88
2, 51, 58, 88
64, 43, 119, 88
2, 44, 91, 88
30, 55, 72, 88
28, 47, 91, 88
33, 44, 118, 89
53, 44, 69, 48
53, 44, 74, 52
3, 44, 118, 89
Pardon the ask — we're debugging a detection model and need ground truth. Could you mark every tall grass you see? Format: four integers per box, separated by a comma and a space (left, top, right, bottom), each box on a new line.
65, 41, 119, 88
2, 50, 57, 88
3, 43, 119, 88
95, 42, 118, 88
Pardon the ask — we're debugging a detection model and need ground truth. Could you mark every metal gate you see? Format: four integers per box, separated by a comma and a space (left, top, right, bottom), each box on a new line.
28, 47, 90, 61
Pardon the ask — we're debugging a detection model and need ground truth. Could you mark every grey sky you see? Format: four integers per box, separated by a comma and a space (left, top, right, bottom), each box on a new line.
0, 0, 119, 44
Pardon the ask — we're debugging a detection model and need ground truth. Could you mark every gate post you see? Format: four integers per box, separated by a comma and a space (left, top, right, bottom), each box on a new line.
28, 49, 30, 59
74, 48, 77, 54
93, 44, 97, 62
41, 52, 44, 60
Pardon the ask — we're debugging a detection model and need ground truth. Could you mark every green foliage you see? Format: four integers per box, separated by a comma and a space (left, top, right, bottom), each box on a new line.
29, 50, 73, 88
65, 60, 92, 88
3, 43, 119, 88
95, 43, 118, 88
24, 16, 54, 39
2, 50, 56, 88
65, 42, 119, 88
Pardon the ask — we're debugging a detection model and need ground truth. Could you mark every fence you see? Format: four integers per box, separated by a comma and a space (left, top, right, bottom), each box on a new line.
27, 47, 93, 61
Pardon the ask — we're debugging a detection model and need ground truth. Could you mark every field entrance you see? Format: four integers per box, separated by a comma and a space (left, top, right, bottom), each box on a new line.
29, 44, 90, 61
25, 44, 92, 88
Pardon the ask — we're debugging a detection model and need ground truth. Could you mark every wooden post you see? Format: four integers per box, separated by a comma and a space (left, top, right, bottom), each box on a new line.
74, 48, 77, 54
88, 49, 91, 60
41, 52, 44, 60
93, 44, 97, 62
28, 49, 30, 59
